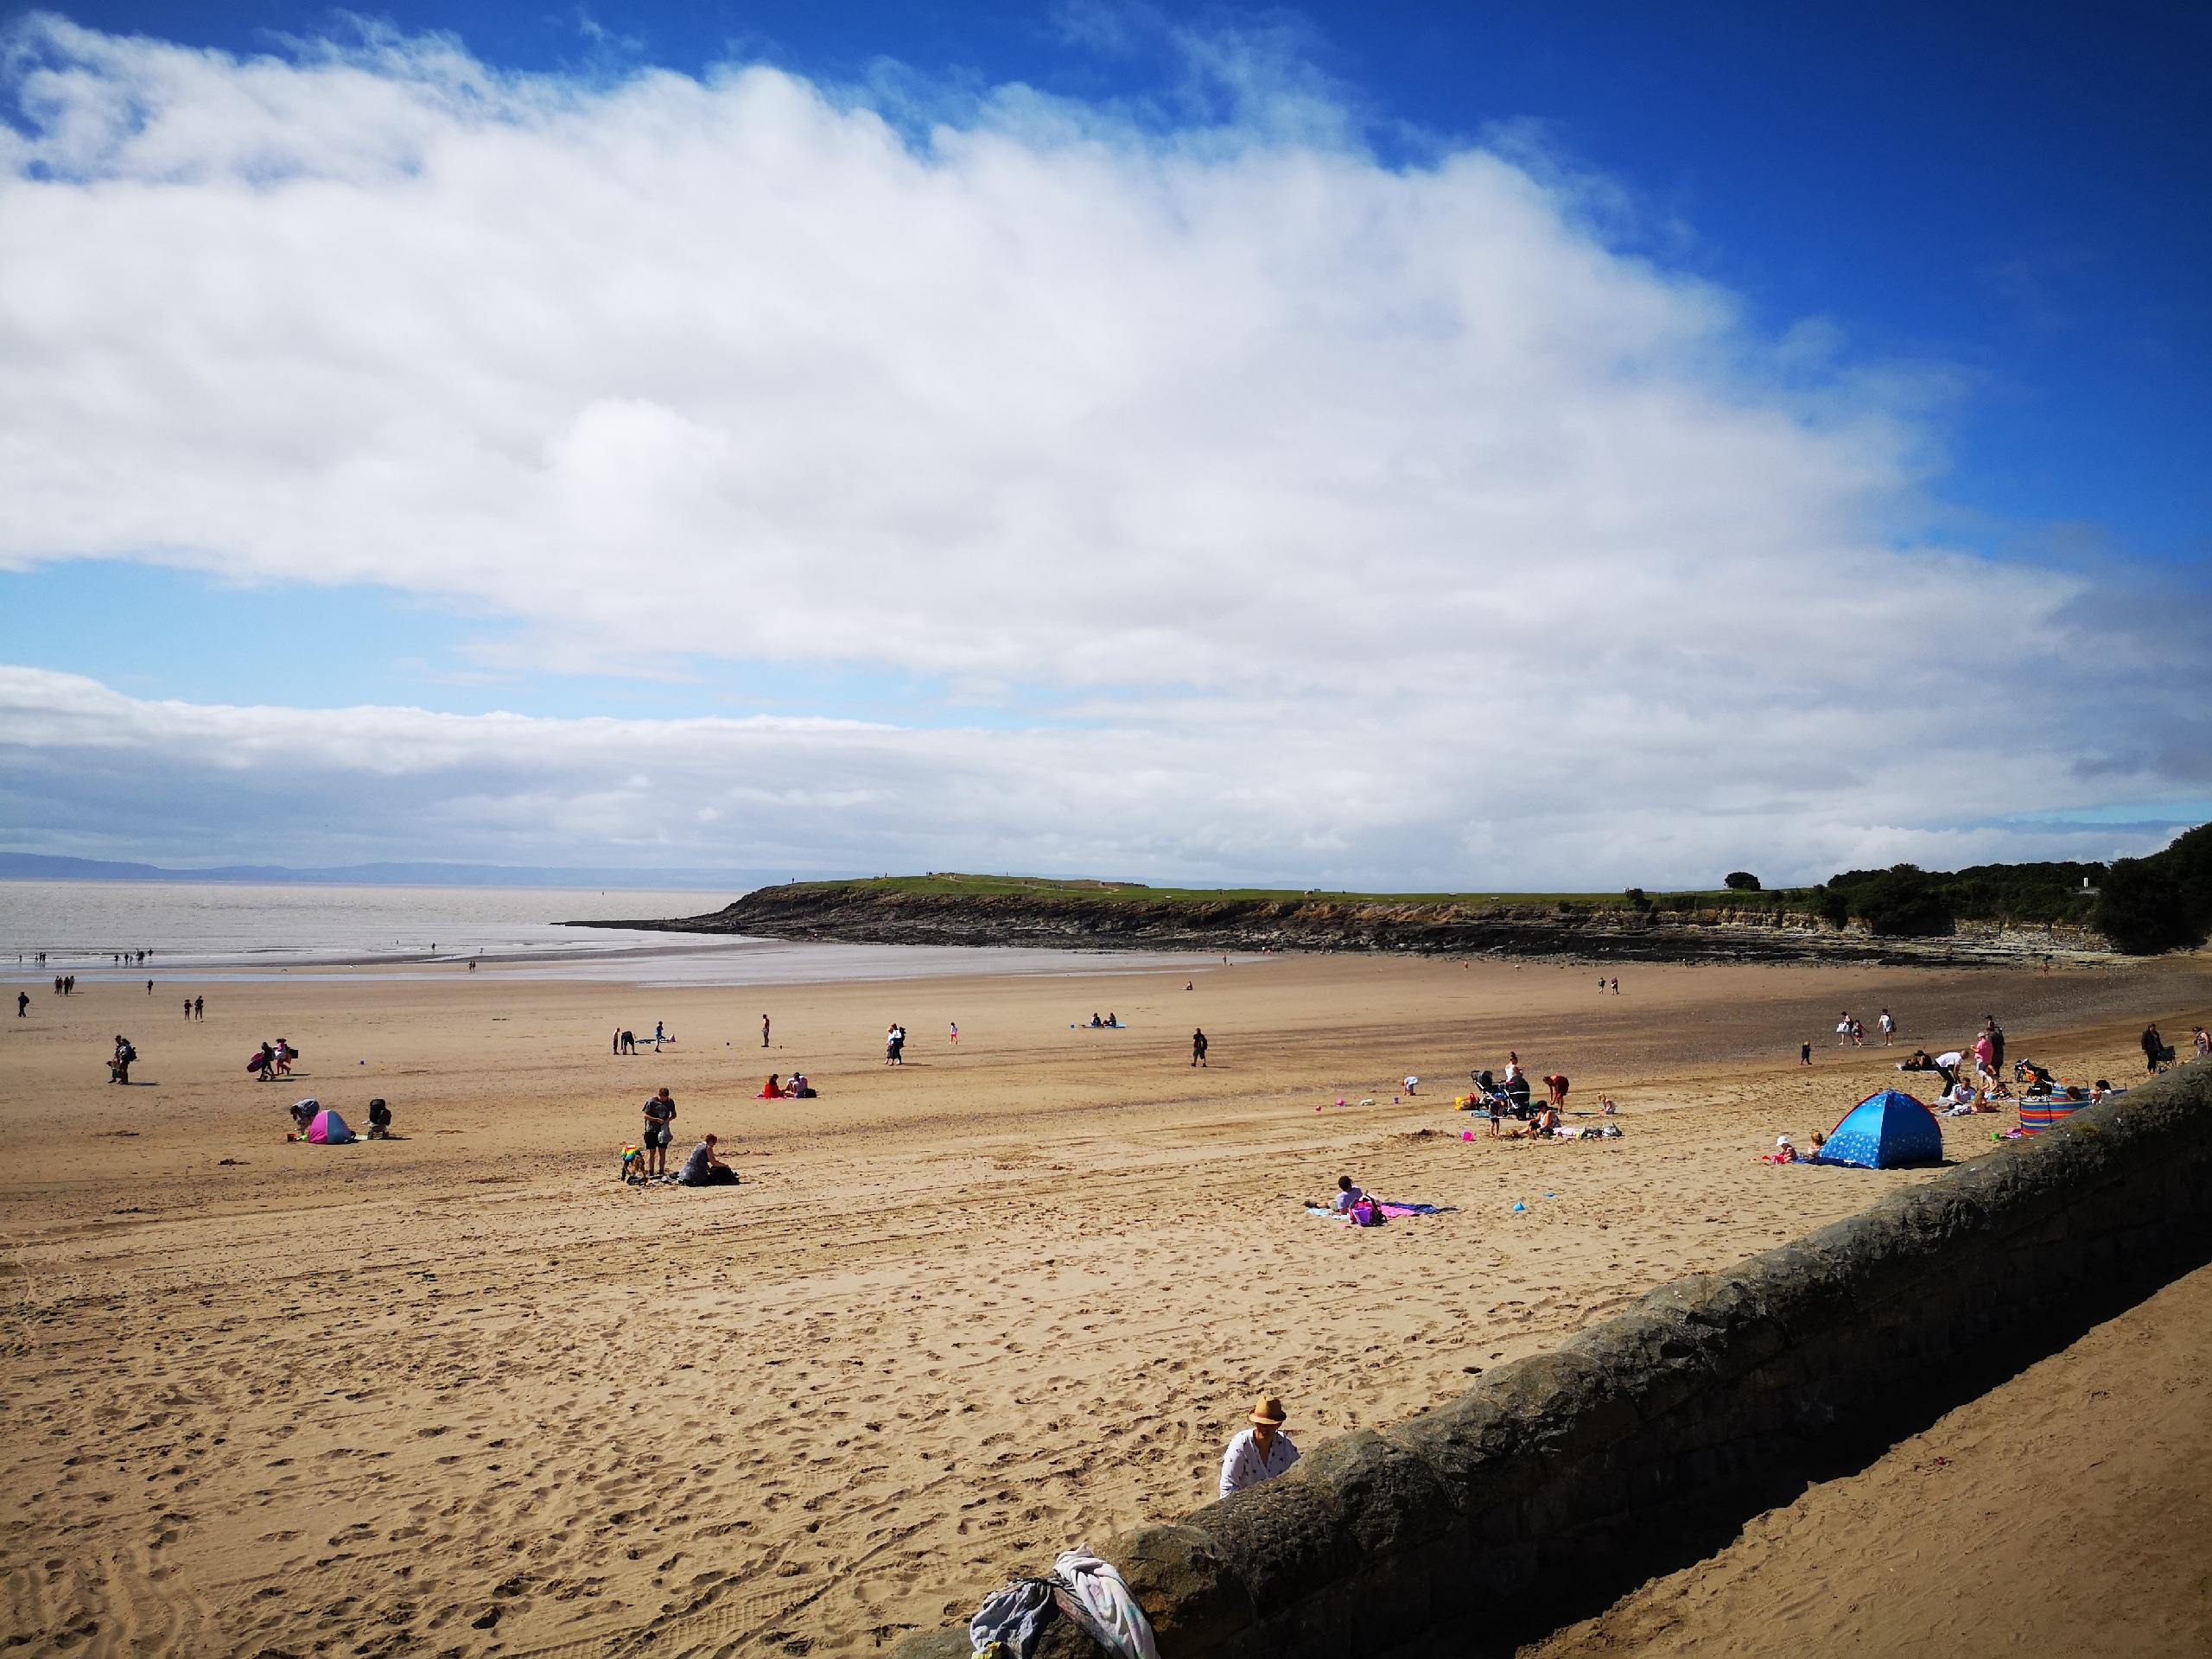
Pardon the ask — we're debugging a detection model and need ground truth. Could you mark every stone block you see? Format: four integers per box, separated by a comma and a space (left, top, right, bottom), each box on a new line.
1292, 1428, 1456, 1557
1099, 1524, 1255, 1656
1184, 1465, 1357, 1613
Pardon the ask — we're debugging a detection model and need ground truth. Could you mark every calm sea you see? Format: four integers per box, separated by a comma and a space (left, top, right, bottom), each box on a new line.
0, 880, 1206, 987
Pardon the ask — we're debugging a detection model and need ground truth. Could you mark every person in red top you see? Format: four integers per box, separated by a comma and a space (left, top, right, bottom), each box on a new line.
758, 1074, 785, 1099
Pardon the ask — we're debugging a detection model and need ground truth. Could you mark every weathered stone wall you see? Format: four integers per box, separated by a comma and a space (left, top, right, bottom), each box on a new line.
893, 1059, 2212, 1658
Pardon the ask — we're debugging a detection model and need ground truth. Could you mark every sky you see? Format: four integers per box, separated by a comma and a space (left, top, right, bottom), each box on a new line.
1, 2, 2207, 888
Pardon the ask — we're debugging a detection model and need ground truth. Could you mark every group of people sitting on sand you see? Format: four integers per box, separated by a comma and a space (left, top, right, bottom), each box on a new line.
756, 1072, 815, 1099
1086, 1012, 1122, 1028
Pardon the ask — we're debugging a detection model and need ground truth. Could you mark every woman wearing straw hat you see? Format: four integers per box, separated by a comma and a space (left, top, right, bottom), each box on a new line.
1218, 1395, 1300, 1498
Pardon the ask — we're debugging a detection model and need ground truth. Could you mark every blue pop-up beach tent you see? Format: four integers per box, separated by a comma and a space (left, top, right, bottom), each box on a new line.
1810, 1090, 1943, 1169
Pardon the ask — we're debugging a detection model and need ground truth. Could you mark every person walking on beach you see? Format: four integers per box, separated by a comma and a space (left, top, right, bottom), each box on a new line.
1878, 1008, 1896, 1045
654, 1021, 665, 1052
1192, 1027, 1209, 1067
2142, 1022, 2167, 1074
1218, 1396, 1299, 1497
1837, 1012, 1852, 1047
16, 990, 27, 1018
612, 1026, 621, 1055
949, 1021, 958, 1044
762, 1014, 771, 1049
110, 1034, 136, 1084
1799, 1040, 1813, 1065
184, 997, 193, 1020
642, 1087, 677, 1177
194, 996, 203, 1020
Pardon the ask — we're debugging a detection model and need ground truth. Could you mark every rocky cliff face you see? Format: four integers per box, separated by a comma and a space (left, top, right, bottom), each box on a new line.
575, 887, 2113, 965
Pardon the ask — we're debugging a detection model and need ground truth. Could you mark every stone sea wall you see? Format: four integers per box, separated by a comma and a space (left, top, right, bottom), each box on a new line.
892, 1059, 2212, 1659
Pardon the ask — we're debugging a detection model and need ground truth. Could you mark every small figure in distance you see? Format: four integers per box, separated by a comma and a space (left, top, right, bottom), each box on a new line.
1185, 981, 1193, 991
1799, 1041, 1813, 1066
1192, 1027, 1209, 1068
1543, 1073, 1569, 1109
252, 1042, 276, 1081
2141, 1022, 2168, 1074
612, 1026, 621, 1056
762, 1014, 771, 1049
366, 1098, 393, 1139
1089, 1012, 1103, 1028
273, 1039, 295, 1078
194, 996, 203, 1020
16, 990, 27, 1018
621, 1029, 636, 1055
786, 1071, 814, 1098
1219, 1395, 1300, 1498
1611, 976, 1620, 994
145, 978, 153, 995
677, 1134, 738, 1186
949, 1021, 958, 1044
184, 997, 192, 1020
109, 1034, 136, 1084
1403, 1074, 1419, 1096
1878, 1007, 1897, 1046
2196, 1027, 2211, 1060
642, 1087, 677, 1178
1599, 1093, 1618, 1115
758, 1073, 784, 1100
289, 1098, 315, 1135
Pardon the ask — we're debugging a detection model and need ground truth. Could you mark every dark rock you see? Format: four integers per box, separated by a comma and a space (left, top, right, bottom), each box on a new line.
887, 1627, 970, 1659
1184, 1467, 1358, 1612
1288, 1430, 1455, 1557
1100, 1525, 1254, 1656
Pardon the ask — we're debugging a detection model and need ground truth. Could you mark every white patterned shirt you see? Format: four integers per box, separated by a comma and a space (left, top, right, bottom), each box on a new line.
1218, 1427, 1300, 1498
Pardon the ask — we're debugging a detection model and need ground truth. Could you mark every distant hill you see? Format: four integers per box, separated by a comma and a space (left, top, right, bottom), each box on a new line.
0, 851, 771, 890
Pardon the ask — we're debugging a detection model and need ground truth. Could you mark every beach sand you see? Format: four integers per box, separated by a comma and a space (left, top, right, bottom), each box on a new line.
2, 950, 2203, 1656
1529, 1255, 2212, 1658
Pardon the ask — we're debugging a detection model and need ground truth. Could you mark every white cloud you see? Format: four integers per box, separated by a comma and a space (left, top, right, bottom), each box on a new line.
0, 16, 2203, 884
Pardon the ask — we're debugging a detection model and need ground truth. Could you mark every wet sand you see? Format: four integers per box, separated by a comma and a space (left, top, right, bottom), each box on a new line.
2, 950, 2203, 1656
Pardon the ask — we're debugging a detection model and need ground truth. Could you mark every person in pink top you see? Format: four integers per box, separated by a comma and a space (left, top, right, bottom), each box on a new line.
1973, 1030, 1997, 1086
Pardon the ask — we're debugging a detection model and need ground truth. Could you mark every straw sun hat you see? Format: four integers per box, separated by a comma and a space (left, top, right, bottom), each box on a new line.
1249, 1395, 1288, 1427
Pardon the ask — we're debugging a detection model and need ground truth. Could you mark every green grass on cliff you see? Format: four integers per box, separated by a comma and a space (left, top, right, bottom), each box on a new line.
761, 874, 1824, 911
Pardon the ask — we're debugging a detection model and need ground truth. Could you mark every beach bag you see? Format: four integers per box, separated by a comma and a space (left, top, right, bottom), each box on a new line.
1350, 1198, 1382, 1227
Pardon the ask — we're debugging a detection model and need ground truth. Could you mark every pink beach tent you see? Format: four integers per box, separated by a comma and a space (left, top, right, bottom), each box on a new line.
306, 1109, 354, 1145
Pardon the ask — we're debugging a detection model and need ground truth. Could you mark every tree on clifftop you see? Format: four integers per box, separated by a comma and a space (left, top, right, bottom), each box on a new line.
2094, 823, 2212, 954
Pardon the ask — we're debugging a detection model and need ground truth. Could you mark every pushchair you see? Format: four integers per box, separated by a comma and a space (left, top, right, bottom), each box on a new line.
2013, 1058, 2055, 1095
1470, 1068, 1534, 1119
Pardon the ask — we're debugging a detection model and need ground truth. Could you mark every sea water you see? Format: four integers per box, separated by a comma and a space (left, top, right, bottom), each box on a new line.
0, 880, 1207, 986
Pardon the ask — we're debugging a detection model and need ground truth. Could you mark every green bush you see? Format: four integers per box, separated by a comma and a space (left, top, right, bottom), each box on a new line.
2094, 823, 2212, 954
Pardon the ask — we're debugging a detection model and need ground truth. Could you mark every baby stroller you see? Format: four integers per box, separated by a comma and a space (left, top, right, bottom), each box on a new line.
2013, 1058, 2055, 1095
1470, 1069, 1534, 1119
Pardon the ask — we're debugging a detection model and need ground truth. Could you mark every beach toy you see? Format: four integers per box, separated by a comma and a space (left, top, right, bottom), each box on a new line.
1462, 1131, 1474, 1141
1511, 1201, 1525, 1212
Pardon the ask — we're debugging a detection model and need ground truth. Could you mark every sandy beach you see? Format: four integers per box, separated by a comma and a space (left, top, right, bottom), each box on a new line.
3, 949, 2205, 1656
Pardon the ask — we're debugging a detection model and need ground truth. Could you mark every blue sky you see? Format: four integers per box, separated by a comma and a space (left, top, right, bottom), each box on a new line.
0, 3, 2205, 882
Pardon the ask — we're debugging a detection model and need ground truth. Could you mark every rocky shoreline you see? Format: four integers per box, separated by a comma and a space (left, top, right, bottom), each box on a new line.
572, 885, 2113, 967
